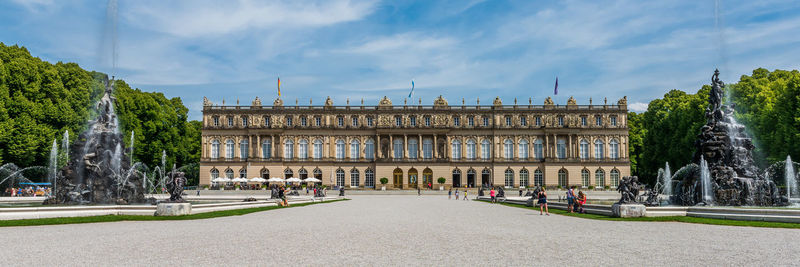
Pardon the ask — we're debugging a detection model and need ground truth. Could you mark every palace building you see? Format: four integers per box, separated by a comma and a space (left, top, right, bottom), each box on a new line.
199, 95, 630, 189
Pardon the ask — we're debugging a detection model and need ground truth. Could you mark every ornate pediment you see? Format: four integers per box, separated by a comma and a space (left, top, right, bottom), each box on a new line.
493, 97, 502, 106
379, 96, 393, 107
433, 95, 448, 107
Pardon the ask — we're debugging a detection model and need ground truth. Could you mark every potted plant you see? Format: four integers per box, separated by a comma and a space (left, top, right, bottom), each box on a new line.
588, 185, 595, 190
437, 177, 446, 191
202, 185, 209, 190
604, 185, 610, 190
380, 177, 389, 191
234, 183, 241, 190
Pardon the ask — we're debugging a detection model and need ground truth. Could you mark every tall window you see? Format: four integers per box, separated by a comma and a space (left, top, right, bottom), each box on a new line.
240, 139, 249, 160
298, 139, 308, 159
350, 139, 360, 159
505, 116, 512, 126
468, 117, 474, 126
262, 139, 271, 159
261, 169, 269, 179
423, 138, 433, 159
581, 116, 587, 126
300, 116, 307, 126
242, 116, 249, 127
534, 169, 544, 186
451, 139, 462, 160
336, 139, 346, 160
210, 169, 219, 179
213, 116, 219, 127
611, 116, 618, 126
264, 116, 270, 127
315, 116, 321, 126
393, 139, 404, 159
596, 116, 602, 126
299, 168, 308, 180
350, 169, 360, 187
284, 169, 293, 179
424, 116, 431, 126
520, 116, 527, 126
580, 140, 590, 159
535, 116, 541, 126
594, 139, 605, 159
504, 169, 514, 188
453, 116, 460, 126
286, 116, 293, 127
595, 169, 605, 187
225, 169, 234, 178
611, 169, 620, 187
211, 140, 220, 158
557, 139, 566, 159
352, 117, 358, 127
520, 169, 529, 187
504, 139, 514, 160
466, 139, 476, 160
336, 169, 345, 186
365, 139, 375, 160
558, 169, 568, 187
313, 139, 323, 160
408, 138, 418, 159
284, 139, 294, 159
534, 139, 543, 160
225, 139, 234, 159
610, 139, 619, 159
227, 117, 233, 127
365, 169, 375, 187
367, 117, 374, 127
518, 139, 529, 160
337, 116, 344, 127
558, 116, 564, 126
483, 116, 489, 126
581, 169, 590, 187
410, 116, 417, 126
395, 116, 402, 126
481, 139, 491, 160
239, 168, 247, 178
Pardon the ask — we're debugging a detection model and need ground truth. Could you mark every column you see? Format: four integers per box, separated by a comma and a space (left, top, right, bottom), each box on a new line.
417, 134, 423, 160
376, 134, 382, 160
390, 135, 394, 159
433, 134, 438, 159
446, 135, 451, 159
568, 134, 572, 159
345, 136, 351, 160
403, 134, 408, 159
545, 134, 549, 158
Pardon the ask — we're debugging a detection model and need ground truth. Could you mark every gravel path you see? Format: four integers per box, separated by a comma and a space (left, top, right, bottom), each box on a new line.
2, 195, 799, 266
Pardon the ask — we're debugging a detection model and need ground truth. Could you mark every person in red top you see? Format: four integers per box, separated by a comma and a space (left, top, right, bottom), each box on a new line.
490, 188, 496, 203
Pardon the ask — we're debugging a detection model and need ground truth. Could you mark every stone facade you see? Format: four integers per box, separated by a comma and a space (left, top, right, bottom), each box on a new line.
200, 95, 630, 189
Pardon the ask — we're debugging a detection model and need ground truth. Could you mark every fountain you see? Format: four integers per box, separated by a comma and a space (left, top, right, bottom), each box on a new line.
662, 162, 672, 197
787, 156, 798, 201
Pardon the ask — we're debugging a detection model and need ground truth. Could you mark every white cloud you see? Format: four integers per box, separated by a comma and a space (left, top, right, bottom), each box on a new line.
629, 102, 649, 113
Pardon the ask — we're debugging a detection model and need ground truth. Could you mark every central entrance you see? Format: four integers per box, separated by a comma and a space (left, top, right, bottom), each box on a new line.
393, 168, 403, 189
408, 168, 418, 189
423, 168, 433, 189
467, 169, 476, 188
482, 169, 491, 188
452, 169, 462, 188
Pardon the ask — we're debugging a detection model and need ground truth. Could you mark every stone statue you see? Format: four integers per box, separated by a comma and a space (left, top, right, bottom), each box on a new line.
166, 170, 187, 203
617, 176, 641, 204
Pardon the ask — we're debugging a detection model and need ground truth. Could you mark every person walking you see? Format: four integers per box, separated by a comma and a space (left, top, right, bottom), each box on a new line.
463, 189, 468, 200
490, 188, 496, 203
448, 188, 452, 199
417, 187, 421, 196
455, 189, 459, 200
538, 188, 549, 215
566, 186, 576, 213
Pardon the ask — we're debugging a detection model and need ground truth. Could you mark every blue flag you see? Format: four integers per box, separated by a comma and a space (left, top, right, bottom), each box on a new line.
554, 77, 558, 95
409, 80, 415, 98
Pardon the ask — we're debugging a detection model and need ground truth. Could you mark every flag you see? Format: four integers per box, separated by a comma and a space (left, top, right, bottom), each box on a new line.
408, 80, 415, 98
554, 76, 559, 95
277, 77, 281, 97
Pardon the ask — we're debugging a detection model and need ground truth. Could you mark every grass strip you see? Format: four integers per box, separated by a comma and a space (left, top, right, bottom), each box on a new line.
0, 199, 347, 227
483, 200, 800, 229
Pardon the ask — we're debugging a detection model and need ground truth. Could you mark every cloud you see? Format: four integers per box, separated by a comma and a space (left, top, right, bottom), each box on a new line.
629, 102, 649, 113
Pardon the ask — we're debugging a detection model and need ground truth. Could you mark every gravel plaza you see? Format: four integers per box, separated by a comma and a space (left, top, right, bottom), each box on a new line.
2, 195, 800, 266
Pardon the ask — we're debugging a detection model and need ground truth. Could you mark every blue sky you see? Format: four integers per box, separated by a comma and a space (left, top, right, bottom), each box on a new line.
2, 0, 800, 120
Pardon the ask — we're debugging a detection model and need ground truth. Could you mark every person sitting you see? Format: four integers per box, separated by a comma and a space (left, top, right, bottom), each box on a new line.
577, 191, 587, 214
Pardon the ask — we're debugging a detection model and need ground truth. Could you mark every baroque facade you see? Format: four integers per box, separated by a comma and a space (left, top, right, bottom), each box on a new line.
200, 95, 630, 189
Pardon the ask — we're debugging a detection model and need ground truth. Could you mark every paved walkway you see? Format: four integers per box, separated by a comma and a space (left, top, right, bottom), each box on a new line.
2, 195, 799, 266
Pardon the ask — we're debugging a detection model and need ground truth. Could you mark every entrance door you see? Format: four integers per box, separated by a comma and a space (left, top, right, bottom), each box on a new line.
452, 170, 461, 188
393, 168, 403, 189
423, 168, 433, 189
408, 168, 418, 189
467, 169, 476, 188
482, 169, 491, 188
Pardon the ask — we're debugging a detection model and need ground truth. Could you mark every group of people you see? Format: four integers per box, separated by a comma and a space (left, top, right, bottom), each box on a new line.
447, 188, 470, 200
565, 186, 587, 214
4, 186, 51, 197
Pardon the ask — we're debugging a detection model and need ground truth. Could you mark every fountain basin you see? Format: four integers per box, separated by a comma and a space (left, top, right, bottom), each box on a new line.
155, 202, 191, 216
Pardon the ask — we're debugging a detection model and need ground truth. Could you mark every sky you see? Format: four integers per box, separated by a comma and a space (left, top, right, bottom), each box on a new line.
2, 0, 800, 120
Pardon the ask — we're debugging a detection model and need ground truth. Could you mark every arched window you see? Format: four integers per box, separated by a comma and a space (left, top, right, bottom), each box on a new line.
534, 169, 544, 186
408, 138, 418, 159
518, 139, 529, 160
261, 169, 269, 179
210, 168, 219, 179
284, 139, 294, 159
336, 139, 346, 160
558, 169, 568, 187
580, 139, 590, 160
298, 168, 308, 180
225, 168, 234, 178
581, 169, 590, 187
534, 139, 543, 160
595, 169, 606, 187
350, 139, 361, 159
365, 169, 375, 188
504, 139, 514, 160
393, 139, 404, 159
350, 169, 360, 187
313, 139, 323, 160
610, 139, 620, 160
211, 140, 220, 159
240, 139, 249, 160
262, 139, 272, 159
557, 139, 566, 159
239, 168, 247, 178
481, 139, 491, 160
284, 168, 293, 179
313, 168, 322, 179
225, 139, 235, 159
423, 138, 433, 159
466, 139, 476, 160
336, 169, 345, 186
594, 139, 605, 159
504, 169, 514, 188
298, 139, 308, 159
611, 169, 620, 187
451, 139, 462, 160
365, 139, 375, 160
519, 169, 529, 187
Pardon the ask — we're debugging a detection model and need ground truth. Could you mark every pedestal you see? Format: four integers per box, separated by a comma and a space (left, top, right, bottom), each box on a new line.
612, 203, 646, 218
155, 202, 192, 216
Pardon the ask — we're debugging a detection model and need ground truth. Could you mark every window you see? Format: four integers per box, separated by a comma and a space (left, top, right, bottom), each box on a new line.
352, 117, 358, 127
395, 116, 402, 126
468, 117, 474, 126
481, 139, 491, 160
423, 138, 433, 159
503, 139, 514, 160
466, 139, 476, 160
313, 139, 323, 159
451, 139, 461, 160
313, 168, 322, 179
424, 116, 431, 126
610, 139, 620, 159
393, 139, 404, 159
241, 116, 248, 127
557, 139, 566, 159
350, 169, 360, 187
518, 139, 529, 160
299, 168, 308, 180
483, 116, 489, 126
520, 116, 527, 126
367, 117, 374, 127
534, 169, 544, 186
558, 169, 568, 187
225, 168, 234, 178
580, 139, 590, 159
581, 116, 587, 126
210, 169, 219, 179
520, 169, 529, 188
286, 116, 293, 127
505, 116, 512, 126
300, 116, 307, 126
337, 116, 344, 127
611, 169, 620, 187
594, 139, 605, 159
535, 116, 541, 126
408, 138, 418, 159
504, 169, 514, 188
262, 139, 271, 159
365, 169, 375, 188
534, 139, 543, 160
410, 116, 417, 126
365, 139, 375, 160
227, 117, 234, 127
284, 139, 294, 159
284, 168, 293, 179
350, 139, 360, 159
298, 139, 308, 159
240, 139, 249, 160
225, 139, 234, 159
239, 168, 247, 178
336, 139, 345, 160
596, 116, 602, 126
261, 169, 269, 179
595, 169, 605, 187
336, 169, 345, 186
211, 140, 220, 158
611, 116, 617, 126
264, 116, 270, 127
558, 116, 564, 126
581, 169, 590, 187
213, 116, 219, 127
453, 116, 460, 126
315, 116, 321, 126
